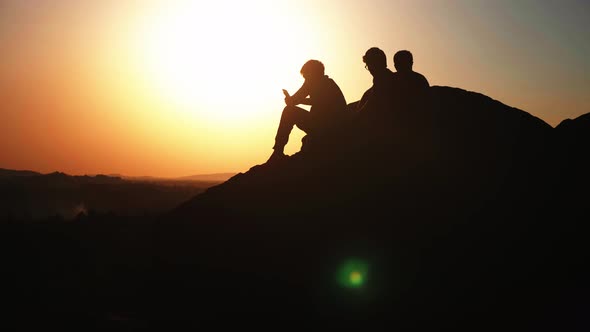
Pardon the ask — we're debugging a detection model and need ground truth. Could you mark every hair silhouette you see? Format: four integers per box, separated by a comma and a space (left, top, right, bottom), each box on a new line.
300, 60, 325, 78
394, 50, 413, 72
363, 47, 387, 70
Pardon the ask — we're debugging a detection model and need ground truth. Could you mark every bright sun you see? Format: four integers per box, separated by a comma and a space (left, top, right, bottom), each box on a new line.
134, 0, 319, 125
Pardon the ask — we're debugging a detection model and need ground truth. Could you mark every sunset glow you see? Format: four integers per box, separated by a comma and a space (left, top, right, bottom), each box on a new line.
1, 0, 588, 177
134, 1, 318, 123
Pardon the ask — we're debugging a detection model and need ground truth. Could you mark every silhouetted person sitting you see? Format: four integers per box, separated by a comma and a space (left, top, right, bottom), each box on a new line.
353, 48, 432, 156
267, 60, 347, 163
357, 47, 397, 116
391, 50, 430, 111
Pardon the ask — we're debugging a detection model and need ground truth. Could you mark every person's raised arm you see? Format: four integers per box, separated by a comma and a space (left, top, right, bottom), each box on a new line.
285, 80, 312, 106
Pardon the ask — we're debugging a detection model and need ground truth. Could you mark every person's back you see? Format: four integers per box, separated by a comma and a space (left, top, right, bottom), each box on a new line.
305, 74, 347, 128
391, 50, 430, 115
393, 71, 429, 95
357, 47, 397, 118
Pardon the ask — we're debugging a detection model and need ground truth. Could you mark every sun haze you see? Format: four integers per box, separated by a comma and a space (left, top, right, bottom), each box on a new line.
133, 1, 318, 122
1, 0, 588, 177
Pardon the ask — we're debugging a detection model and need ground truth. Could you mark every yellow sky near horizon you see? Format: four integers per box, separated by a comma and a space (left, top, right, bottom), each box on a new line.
1, 0, 589, 177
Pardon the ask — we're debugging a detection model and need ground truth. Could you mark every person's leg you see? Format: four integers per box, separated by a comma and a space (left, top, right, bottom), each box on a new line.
272, 106, 312, 154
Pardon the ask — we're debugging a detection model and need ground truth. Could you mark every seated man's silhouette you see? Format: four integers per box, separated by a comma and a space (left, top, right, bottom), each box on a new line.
391, 50, 430, 110
268, 60, 347, 163
357, 47, 397, 116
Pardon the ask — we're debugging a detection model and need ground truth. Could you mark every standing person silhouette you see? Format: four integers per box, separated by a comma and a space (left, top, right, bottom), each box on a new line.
267, 60, 347, 163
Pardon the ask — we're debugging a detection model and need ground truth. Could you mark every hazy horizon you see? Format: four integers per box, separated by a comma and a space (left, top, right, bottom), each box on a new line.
1, 0, 588, 177
0, 166, 237, 180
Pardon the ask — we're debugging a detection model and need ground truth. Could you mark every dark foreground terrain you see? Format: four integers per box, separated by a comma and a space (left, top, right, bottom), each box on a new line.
2, 86, 589, 330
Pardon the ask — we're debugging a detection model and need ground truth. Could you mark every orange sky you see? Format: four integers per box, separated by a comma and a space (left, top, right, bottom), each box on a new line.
1, 0, 588, 177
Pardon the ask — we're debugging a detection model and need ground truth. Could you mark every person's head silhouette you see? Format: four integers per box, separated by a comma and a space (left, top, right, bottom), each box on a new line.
394, 50, 413, 72
363, 47, 387, 74
300, 60, 325, 81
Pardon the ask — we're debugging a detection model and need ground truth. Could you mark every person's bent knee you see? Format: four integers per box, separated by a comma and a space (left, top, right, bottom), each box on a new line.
283, 105, 298, 113
281, 106, 299, 120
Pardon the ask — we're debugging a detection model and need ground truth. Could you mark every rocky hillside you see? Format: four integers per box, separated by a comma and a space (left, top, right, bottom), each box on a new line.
150, 86, 588, 329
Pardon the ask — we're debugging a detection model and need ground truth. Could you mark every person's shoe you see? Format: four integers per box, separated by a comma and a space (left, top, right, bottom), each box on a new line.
266, 151, 287, 164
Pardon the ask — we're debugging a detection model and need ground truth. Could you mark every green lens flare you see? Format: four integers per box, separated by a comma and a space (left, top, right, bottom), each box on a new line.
337, 259, 369, 289
349, 271, 363, 285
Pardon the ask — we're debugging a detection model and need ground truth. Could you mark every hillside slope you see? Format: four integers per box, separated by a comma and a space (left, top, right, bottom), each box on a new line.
150, 86, 587, 329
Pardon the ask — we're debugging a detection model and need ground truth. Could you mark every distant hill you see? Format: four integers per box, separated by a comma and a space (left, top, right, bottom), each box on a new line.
150, 86, 588, 328
176, 172, 237, 182
122, 173, 237, 185
0, 170, 223, 220
0, 168, 42, 177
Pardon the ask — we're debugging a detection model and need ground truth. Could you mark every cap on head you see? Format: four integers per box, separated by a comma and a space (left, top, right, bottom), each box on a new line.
363, 47, 387, 69
394, 50, 413, 71
300, 60, 325, 78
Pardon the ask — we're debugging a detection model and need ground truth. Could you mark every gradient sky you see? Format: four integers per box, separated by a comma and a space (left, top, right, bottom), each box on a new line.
1, 0, 588, 177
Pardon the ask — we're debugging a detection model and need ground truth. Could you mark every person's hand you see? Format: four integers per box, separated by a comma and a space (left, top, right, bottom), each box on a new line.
284, 96, 294, 106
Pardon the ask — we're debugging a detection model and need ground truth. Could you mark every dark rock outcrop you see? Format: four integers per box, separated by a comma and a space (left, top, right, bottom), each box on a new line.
151, 86, 588, 329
